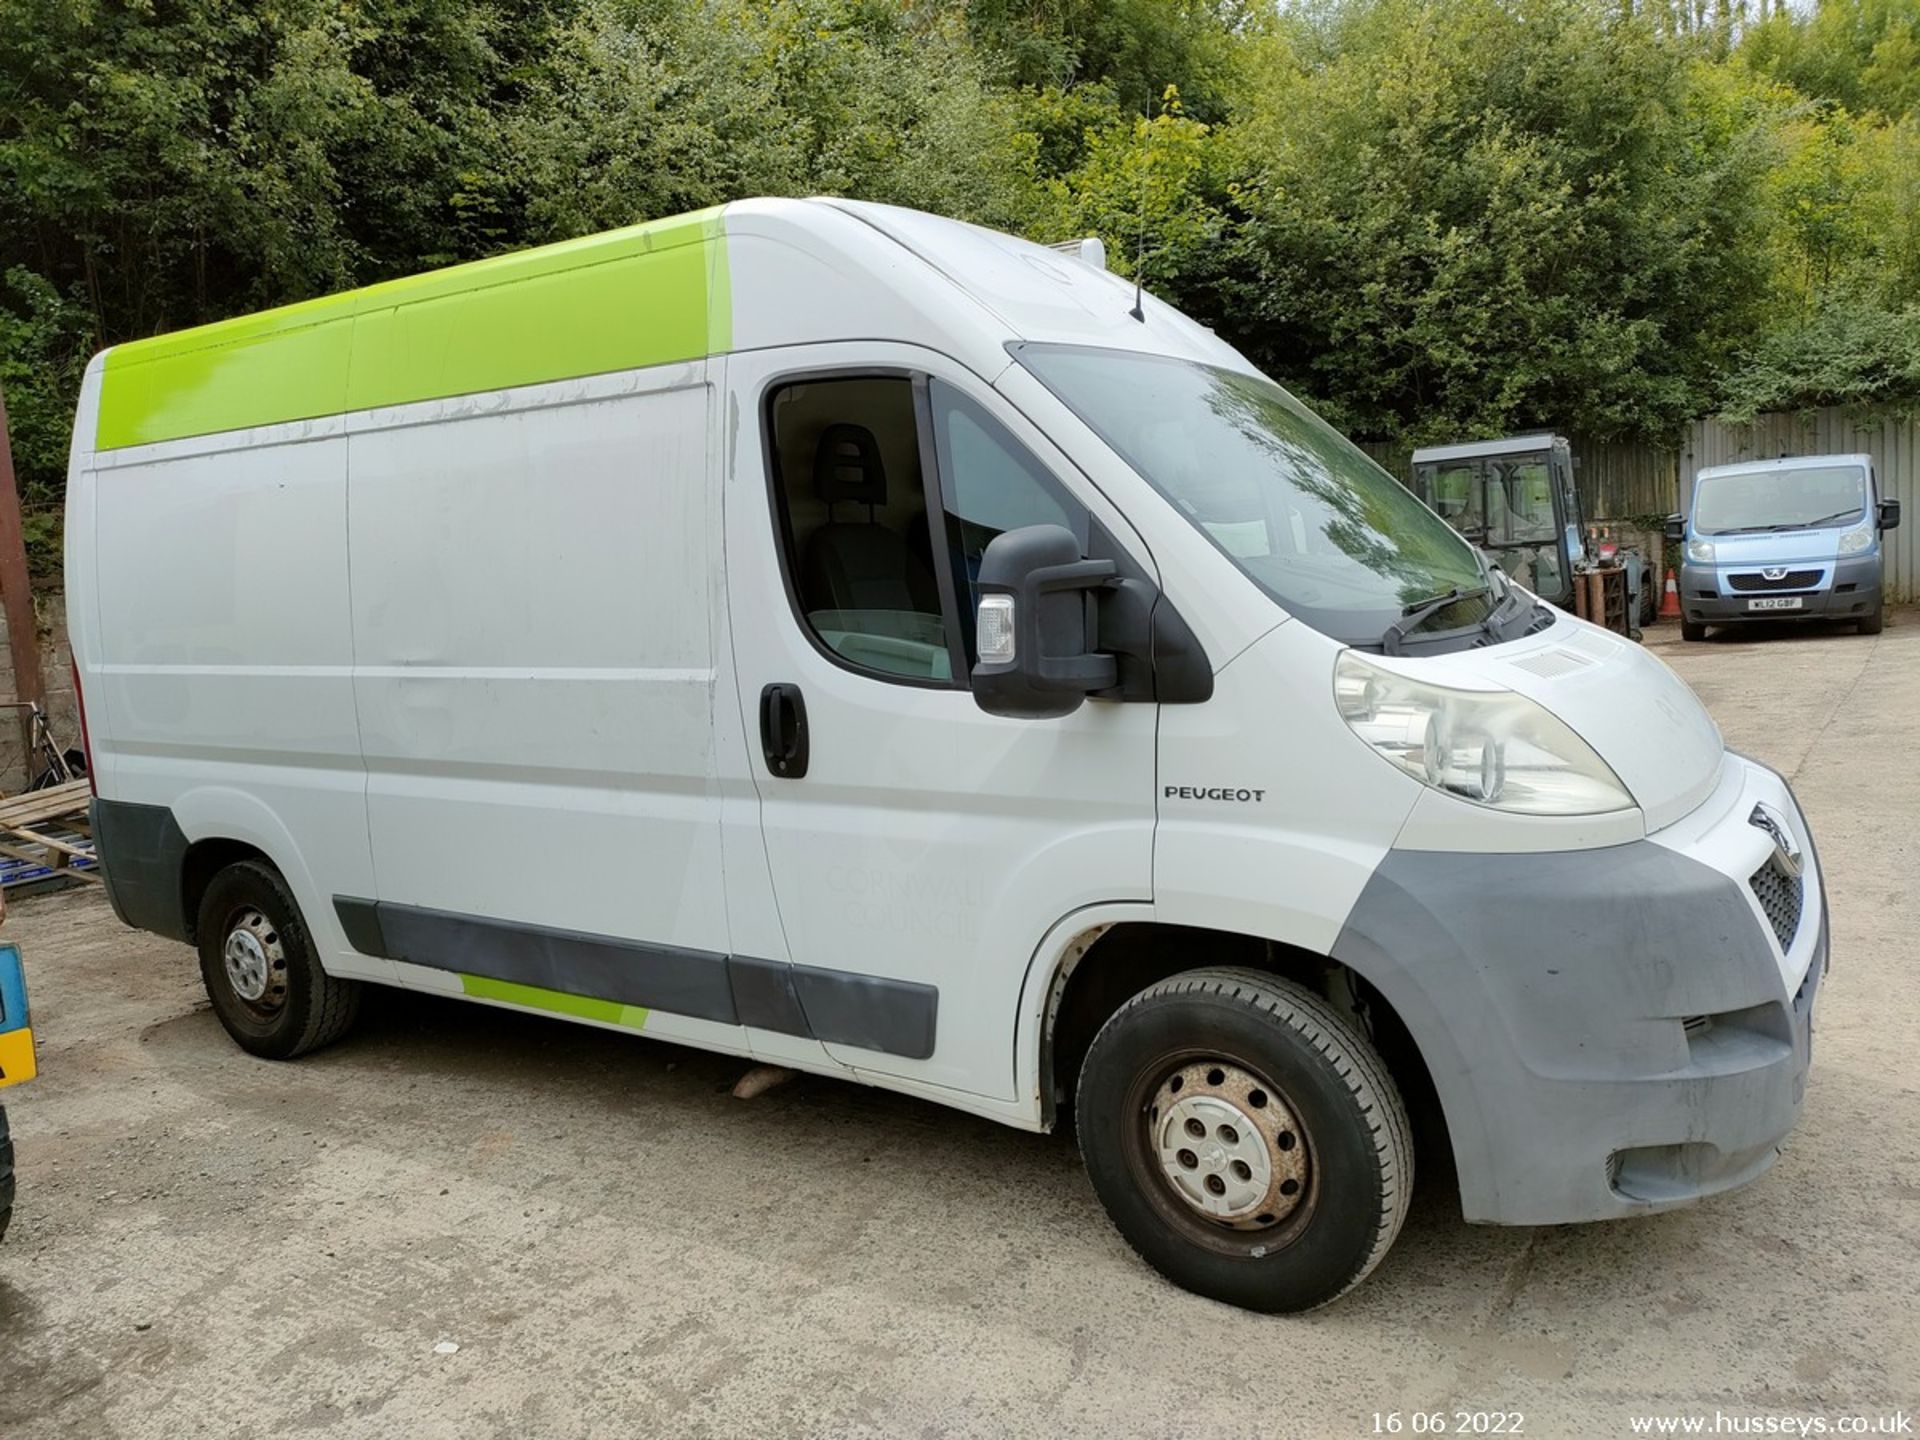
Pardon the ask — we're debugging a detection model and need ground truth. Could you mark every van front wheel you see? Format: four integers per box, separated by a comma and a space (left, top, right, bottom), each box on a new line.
196, 860, 360, 1060
1076, 968, 1413, 1313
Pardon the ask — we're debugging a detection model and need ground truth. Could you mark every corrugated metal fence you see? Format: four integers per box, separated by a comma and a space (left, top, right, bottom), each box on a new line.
1364, 407, 1919, 601
1576, 437, 1680, 520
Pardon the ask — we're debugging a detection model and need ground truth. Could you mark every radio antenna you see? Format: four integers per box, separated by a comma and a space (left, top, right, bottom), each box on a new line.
1129, 93, 1153, 324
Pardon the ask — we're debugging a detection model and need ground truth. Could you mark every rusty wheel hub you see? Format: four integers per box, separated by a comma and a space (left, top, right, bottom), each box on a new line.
1148, 1060, 1310, 1230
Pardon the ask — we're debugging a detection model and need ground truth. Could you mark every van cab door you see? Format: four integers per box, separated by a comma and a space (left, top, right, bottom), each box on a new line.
720, 344, 1159, 1102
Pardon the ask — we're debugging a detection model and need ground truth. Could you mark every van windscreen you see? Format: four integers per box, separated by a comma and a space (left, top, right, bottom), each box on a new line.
1013, 344, 1487, 645
1692, 465, 1867, 536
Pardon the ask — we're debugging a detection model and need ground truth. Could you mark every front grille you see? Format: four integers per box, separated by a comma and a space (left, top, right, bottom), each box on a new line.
1750, 856, 1805, 951
1728, 570, 1821, 592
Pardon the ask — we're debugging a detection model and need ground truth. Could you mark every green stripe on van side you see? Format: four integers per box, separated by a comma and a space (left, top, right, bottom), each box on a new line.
459, 973, 650, 1030
96, 208, 728, 451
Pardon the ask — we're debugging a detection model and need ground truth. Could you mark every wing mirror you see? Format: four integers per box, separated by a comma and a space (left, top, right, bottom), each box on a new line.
1664, 513, 1686, 543
971, 525, 1118, 719
1879, 498, 1901, 531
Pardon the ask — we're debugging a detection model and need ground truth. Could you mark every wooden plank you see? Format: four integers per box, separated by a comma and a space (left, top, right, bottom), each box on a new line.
0, 798, 87, 829
0, 776, 89, 808
0, 779, 90, 827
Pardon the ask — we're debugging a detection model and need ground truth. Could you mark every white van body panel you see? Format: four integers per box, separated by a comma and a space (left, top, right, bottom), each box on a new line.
824, 200, 1253, 371
721, 341, 1162, 1101
63, 357, 108, 786
345, 362, 731, 964
84, 408, 379, 978
1153, 622, 1418, 954
723, 203, 1013, 376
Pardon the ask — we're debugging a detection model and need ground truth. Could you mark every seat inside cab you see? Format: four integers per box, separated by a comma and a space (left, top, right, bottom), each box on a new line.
767, 377, 954, 681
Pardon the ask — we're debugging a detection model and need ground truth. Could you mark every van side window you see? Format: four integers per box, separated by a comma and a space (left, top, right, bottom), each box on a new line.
767, 376, 957, 683
927, 381, 1087, 666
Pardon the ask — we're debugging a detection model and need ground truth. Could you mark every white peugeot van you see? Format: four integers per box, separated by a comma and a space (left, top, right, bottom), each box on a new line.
65, 200, 1824, 1312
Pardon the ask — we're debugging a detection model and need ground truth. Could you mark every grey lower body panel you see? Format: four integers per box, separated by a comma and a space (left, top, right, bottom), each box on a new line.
90, 799, 191, 942
1680, 557, 1881, 625
1332, 832, 1822, 1226
334, 897, 938, 1060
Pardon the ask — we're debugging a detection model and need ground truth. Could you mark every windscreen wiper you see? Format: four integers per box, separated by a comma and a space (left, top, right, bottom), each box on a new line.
1380, 584, 1489, 655
1713, 511, 1861, 534
1790, 509, 1863, 530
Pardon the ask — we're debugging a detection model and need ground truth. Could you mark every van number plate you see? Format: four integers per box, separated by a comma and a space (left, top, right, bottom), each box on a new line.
1748, 596, 1803, 611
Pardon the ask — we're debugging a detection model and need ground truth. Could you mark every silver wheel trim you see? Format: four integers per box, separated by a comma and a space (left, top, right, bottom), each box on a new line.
222, 910, 284, 1007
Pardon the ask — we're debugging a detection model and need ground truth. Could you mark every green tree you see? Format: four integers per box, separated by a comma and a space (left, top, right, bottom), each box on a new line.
964, 0, 1257, 120
1737, 0, 1920, 118
1037, 86, 1240, 313
1223, 0, 1778, 443
503, 0, 1041, 241
5, 0, 1920, 573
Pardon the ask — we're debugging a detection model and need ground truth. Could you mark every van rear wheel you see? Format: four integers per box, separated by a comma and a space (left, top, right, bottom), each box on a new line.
1076, 968, 1412, 1313
196, 860, 360, 1060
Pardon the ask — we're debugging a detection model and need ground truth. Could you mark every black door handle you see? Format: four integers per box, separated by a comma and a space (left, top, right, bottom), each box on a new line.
759, 683, 809, 779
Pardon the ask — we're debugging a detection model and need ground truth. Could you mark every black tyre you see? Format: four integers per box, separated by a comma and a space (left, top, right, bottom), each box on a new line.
1858, 602, 1884, 635
1076, 968, 1413, 1313
1639, 568, 1659, 627
1681, 620, 1708, 642
196, 860, 360, 1059
0, 1103, 13, 1244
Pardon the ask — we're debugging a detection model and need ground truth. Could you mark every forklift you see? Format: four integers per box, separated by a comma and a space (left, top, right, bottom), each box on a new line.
1409, 434, 1655, 637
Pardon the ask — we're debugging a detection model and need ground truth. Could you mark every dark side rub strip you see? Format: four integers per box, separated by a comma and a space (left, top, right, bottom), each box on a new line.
334, 897, 937, 1060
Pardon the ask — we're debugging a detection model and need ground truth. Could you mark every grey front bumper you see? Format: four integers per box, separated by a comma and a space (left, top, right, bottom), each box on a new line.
1679, 556, 1881, 623
1331, 787, 1822, 1226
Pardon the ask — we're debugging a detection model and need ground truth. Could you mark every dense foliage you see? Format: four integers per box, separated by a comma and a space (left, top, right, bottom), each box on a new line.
2, 0, 1916, 570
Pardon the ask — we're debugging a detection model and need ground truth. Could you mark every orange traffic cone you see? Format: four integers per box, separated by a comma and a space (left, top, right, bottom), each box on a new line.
1659, 568, 1682, 620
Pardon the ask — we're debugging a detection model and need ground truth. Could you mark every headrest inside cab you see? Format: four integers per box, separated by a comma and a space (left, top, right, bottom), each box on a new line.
814, 424, 886, 505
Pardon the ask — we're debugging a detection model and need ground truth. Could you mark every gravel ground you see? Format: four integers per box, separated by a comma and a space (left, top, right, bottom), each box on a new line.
1, 613, 1915, 1439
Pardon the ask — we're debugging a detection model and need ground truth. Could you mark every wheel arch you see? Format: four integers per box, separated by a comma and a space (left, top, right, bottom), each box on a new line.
1019, 912, 1453, 1198
166, 788, 325, 939
98, 786, 368, 978
179, 837, 273, 944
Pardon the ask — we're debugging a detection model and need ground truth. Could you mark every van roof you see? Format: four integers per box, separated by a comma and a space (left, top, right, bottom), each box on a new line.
1695, 453, 1873, 480
1409, 434, 1563, 464
87, 198, 1252, 453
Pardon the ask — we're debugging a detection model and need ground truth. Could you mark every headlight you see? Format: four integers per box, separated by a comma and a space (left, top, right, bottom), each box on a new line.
1837, 528, 1872, 555
1334, 652, 1635, 815
1684, 538, 1715, 564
